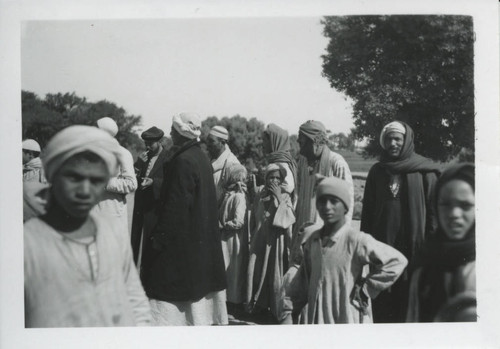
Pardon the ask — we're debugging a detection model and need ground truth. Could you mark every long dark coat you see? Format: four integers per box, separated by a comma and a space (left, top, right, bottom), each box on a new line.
143, 140, 227, 302
130, 148, 169, 269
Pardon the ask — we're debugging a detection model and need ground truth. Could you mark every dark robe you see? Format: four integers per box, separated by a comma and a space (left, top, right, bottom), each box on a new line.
130, 147, 169, 278
360, 121, 440, 323
143, 140, 227, 302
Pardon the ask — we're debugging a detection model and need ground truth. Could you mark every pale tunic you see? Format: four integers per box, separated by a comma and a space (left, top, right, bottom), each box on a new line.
149, 290, 228, 326
24, 213, 152, 327
211, 145, 241, 203
93, 146, 137, 235
247, 187, 296, 319
282, 224, 407, 324
219, 191, 248, 304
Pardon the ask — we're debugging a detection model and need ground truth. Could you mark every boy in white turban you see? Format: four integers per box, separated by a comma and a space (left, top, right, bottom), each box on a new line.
24, 125, 152, 327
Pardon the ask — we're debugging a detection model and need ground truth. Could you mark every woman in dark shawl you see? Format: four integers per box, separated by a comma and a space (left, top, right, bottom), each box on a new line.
406, 162, 476, 322
262, 123, 298, 204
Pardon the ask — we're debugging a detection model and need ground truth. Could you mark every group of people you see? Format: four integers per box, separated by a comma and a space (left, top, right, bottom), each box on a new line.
22, 115, 476, 327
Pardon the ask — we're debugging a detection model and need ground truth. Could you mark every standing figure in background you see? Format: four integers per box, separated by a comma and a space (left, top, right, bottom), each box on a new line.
22, 139, 48, 221
206, 125, 241, 204
281, 175, 407, 324
24, 126, 151, 328
22, 139, 46, 183
219, 163, 249, 312
145, 113, 228, 326
246, 164, 295, 322
130, 126, 169, 276
93, 117, 137, 235
361, 121, 441, 323
261, 123, 298, 205
406, 163, 475, 322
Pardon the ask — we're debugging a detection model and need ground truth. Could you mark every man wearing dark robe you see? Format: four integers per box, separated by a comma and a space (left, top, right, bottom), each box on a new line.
361, 121, 441, 323
130, 126, 169, 280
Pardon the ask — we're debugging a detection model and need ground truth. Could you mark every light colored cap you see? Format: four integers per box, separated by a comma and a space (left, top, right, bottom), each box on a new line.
379, 121, 406, 149
209, 126, 229, 141
22, 139, 41, 152
97, 117, 119, 137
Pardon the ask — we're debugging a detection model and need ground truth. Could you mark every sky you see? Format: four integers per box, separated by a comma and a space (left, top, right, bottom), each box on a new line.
21, 18, 354, 136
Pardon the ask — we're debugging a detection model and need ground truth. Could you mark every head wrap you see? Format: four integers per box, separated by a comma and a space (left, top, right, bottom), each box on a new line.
299, 120, 327, 143
41, 125, 120, 182
209, 126, 229, 141
265, 163, 287, 182
141, 126, 164, 141
172, 112, 202, 140
22, 139, 41, 152
315, 174, 351, 211
379, 121, 406, 149
97, 117, 119, 137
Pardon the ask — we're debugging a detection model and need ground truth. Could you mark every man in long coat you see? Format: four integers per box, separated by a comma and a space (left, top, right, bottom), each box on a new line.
143, 113, 227, 326
361, 120, 441, 323
130, 126, 169, 279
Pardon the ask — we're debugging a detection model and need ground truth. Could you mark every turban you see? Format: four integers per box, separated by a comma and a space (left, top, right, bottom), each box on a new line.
379, 121, 406, 149
172, 112, 202, 140
141, 126, 164, 141
315, 174, 351, 211
41, 125, 120, 182
97, 117, 119, 137
299, 120, 327, 142
209, 126, 229, 141
265, 163, 287, 181
22, 139, 41, 152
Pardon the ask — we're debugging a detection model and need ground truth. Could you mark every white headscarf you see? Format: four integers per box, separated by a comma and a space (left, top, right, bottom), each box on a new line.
172, 112, 202, 140
379, 121, 406, 149
97, 117, 119, 137
41, 125, 120, 182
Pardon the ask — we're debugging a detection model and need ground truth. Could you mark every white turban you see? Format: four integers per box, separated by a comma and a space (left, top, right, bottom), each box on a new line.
172, 112, 202, 140
97, 117, 119, 137
41, 125, 121, 182
379, 121, 406, 149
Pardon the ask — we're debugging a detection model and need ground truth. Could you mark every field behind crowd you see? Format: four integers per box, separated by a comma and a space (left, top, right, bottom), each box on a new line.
126, 150, 375, 234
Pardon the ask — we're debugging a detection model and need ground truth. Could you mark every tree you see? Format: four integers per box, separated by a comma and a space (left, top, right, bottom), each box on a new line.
321, 15, 474, 161
22, 91, 144, 157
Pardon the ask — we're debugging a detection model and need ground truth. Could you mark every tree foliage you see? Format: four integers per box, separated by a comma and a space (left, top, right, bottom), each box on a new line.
22, 91, 145, 157
321, 15, 474, 161
201, 115, 266, 167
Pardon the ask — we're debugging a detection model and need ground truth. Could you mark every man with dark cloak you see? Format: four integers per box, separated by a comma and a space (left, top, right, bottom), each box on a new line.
360, 120, 441, 323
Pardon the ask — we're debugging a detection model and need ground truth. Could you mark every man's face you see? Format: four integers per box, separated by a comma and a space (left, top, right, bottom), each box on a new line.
438, 179, 475, 241
51, 155, 110, 219
383, 132, 405, 159
206, 134, 225, 159
298, 133, 315, 160
144, 139, 160, 154
316, 195, 346, 226
262, 133, 272, 155
22, 150, 32, 165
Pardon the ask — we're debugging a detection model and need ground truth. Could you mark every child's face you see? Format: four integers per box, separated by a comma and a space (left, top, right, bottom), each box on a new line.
266, 170, 282, 187
438, 179, 475, 240
316, 195, 346, 226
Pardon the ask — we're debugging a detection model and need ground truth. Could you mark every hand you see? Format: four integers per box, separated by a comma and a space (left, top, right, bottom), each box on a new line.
139, 151, 149, 162
141, 177, 153, 189
268, 182, 282, 201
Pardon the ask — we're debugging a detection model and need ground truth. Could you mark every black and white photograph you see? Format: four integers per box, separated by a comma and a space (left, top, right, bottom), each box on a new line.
1, 0, 499, 348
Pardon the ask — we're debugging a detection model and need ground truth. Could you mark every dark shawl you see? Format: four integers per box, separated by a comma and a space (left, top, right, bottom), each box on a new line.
264, 123, 298, 193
